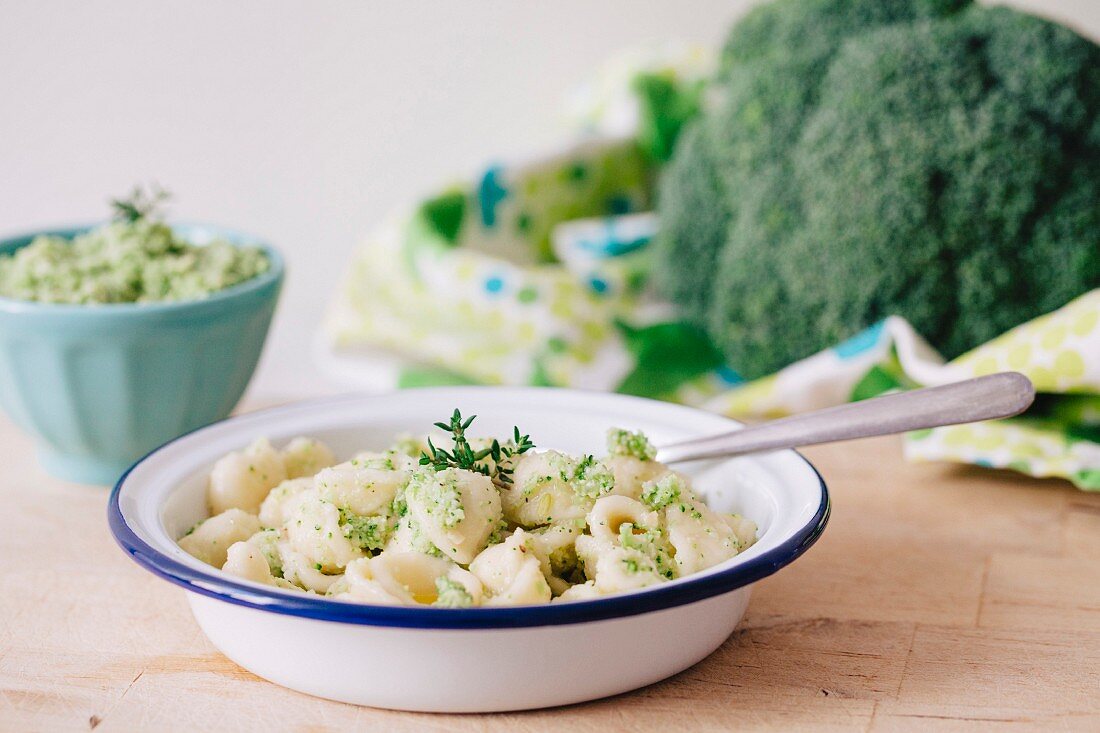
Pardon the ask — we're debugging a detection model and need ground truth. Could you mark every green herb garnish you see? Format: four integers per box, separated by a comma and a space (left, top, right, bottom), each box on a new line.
419, 409, 534, 485
110, 184, 170, 223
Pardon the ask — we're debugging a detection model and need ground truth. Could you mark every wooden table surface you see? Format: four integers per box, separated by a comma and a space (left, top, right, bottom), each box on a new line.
2, 407, 1099, 732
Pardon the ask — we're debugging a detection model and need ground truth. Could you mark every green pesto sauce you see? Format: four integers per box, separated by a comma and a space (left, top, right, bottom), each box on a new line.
606, 427, 657, 461
0, 218, 269, 304
641, 473, 684, 510
432, 577, 474, 608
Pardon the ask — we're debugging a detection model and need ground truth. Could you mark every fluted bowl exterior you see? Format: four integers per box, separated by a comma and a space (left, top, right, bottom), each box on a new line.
0, 224, 283, 484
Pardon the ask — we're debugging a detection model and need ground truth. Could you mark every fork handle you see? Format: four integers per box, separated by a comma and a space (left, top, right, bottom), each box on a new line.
655, 372, 1035, 464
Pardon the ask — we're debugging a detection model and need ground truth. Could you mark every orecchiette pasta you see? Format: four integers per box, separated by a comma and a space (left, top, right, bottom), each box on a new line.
258, 477, 313, 529
281, 437, 337, 479
222, 540, 274, 585
586, 495, 659, 543
284, 488, 366, 572
178, 418, 757, 607
404, 467, 502, 564
469, 529, 552, 606
555, 580, 601, 602
178, 508, 260, 568
501, 451, 591, 526
315, 457, 408, 516
279, 542, 344, 594
576, 536, 668, 593
604, 455, 668, 501
208, 438, 287, 514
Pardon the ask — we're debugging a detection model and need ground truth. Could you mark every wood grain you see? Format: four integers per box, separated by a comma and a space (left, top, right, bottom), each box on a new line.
1, 410, 1098, 732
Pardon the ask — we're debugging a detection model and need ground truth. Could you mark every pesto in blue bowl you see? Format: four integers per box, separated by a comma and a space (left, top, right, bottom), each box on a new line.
0, 223, 283, 484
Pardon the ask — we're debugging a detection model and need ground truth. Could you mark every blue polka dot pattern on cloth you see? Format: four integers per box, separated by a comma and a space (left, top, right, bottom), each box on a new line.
483, 275, 505, 295
587, 275, 610, 295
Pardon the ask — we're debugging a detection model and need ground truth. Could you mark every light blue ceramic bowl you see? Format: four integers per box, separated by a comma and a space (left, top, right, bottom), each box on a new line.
0, 223, 284, 485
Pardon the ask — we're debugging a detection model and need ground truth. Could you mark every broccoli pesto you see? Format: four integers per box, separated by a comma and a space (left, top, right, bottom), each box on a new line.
570, 455, 615, 500
179, 410, 757, 608
432, 576, 475, 608
606, 428, 657, 461
406, 469, 466, 528
640, 473, 684, 510
0, 187, 269, 304
340, 511, 389, 552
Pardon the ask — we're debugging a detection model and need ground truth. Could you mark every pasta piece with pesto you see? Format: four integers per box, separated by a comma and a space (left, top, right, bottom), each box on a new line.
208, 437, 287, 515
179, 508, 260, 568
284, 490, 366, 572
501, 451, 614, 527
404, 467, 502, 564
330, 553, 482, 607
258, 477, 313, 529
656, 475, 747, 576
315, 457, 409, 517
221, 534, 298, 591
281, 437, 336, 479
469, 529, 552, 606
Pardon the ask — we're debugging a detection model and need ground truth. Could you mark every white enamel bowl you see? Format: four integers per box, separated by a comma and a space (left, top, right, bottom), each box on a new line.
109, 387, 829, 712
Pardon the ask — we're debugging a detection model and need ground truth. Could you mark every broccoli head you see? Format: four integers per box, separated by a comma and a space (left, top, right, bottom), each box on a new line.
655, 0, 1100, 379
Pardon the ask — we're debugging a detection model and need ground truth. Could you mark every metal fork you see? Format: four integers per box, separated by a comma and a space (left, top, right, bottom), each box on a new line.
656, 372, 1035, 464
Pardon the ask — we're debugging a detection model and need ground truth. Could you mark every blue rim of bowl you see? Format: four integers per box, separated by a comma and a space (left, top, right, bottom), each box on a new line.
0, 221, 283, 315
108, 392, 830, 630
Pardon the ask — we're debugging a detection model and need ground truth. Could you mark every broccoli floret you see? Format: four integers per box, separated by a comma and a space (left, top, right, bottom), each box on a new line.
640, 474, 684, 510
606, 427, 657, 461
655, 0, 1100, 378
432, 576, 474, 608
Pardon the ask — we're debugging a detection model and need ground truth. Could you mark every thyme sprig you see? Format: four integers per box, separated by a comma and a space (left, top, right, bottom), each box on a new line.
419, 409, 534, 485
421, 409, 484, 472
111, 184, 170, 223
492, 426, 535, 485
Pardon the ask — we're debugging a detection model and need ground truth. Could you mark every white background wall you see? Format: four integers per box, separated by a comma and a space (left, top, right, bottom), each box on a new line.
2, 0, 1097, 403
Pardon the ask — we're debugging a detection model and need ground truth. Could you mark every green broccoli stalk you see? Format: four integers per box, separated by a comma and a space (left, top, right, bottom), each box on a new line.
655, 0, 1100, 379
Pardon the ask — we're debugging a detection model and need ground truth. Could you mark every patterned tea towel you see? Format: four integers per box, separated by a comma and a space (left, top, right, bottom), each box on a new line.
323, 48, 1100, 490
